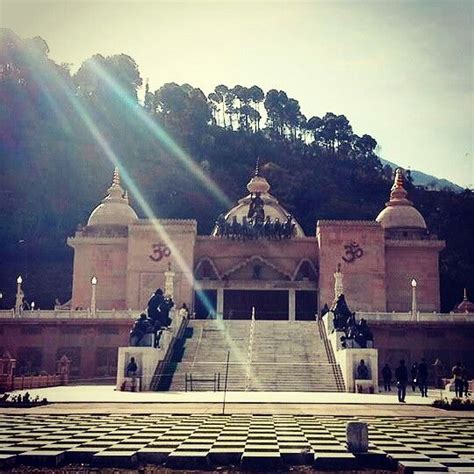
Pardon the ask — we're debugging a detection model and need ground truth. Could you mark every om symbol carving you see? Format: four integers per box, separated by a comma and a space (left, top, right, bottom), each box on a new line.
342, 241, 363, 263
149, 243, 171, 262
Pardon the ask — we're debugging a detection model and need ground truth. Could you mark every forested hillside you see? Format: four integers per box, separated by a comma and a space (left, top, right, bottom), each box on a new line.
0, 29, 472, 312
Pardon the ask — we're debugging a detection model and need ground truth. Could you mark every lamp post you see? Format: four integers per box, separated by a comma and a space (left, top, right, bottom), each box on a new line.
91, 276, 97, 317
0, 292, 3, 309
411, 278, 417, 321
15, 276, 23, 316
31, 301, 35, 312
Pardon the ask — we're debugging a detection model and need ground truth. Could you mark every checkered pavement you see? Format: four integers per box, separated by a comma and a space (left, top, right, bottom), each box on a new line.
0, 414, 472, 471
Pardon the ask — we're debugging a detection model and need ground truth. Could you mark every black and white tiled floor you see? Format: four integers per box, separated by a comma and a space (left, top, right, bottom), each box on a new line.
0, 414, 472, 472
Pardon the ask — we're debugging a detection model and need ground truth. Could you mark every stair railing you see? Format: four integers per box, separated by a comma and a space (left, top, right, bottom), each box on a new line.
317, 315, 346, 392
245, 307, 256, 391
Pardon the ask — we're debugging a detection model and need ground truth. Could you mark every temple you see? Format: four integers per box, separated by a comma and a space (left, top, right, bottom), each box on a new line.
68, 167, 445, 318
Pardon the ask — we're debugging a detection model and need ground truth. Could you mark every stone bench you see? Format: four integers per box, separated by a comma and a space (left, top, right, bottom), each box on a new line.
355, 379, 375, 394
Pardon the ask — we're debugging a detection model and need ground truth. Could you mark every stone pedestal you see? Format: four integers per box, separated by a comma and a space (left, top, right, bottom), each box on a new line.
324, 314, 379, 393
346, 422, 368, 453
339, 348, 378, 393
116, 347, 166, 391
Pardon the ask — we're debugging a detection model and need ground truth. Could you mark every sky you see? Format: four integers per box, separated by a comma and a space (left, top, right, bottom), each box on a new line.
1, 0, 473, 188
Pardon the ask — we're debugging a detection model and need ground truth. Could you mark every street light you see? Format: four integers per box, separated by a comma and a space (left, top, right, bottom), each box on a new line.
15, 275, 23, 316
91, 276, 97, 317
31, 301, 35, 311
411, 278, 417, 320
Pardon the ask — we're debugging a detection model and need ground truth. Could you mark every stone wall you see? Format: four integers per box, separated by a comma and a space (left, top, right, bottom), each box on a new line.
126, 220, 197, 310
69, 238, 128, 310
0, 318, 131, 381
194, 236, 318, 281
1, 314, 472, 386
370, 320, 474, 382
384, 240, 444, 312
317, 221, 386, 312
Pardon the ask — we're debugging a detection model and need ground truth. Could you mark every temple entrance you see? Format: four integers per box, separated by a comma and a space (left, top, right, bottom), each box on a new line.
296, 290, 318, 320
194, 289, 217, 319
223, 290, 289, 320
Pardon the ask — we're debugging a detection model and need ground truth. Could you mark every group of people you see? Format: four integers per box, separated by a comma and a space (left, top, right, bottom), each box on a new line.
214, 214, 296, 241
451, 361, 470, 398
381, 359, 471, 402
381, 359, 429, 402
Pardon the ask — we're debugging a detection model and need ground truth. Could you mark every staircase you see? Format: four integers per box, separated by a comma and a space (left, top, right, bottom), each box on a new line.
162, 320, 345, 392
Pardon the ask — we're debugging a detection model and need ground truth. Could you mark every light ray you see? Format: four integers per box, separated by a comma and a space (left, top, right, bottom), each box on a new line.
21, 48, 256, 376
86, 57, 232, 209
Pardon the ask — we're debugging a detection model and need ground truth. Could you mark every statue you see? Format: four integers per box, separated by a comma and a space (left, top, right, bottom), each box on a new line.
159, 297, 175, 328
334, 263, 344, 300
164, 263, 175, 299
330, 294, 374, 348
129, 313, 154, 346
331, 294, 352, 331
283, 215, 295, 239
147, 288, 164, 323
248, 192, 265, 226
153, 296, 175, 348
215, 214, 226, 236
214, 207, 298, 241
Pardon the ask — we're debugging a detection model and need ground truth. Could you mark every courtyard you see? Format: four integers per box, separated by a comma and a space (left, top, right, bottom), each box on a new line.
0, 387, 472, 472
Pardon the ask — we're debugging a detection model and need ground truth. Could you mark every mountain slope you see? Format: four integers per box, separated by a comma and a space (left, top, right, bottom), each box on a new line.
380, 158, 464, 192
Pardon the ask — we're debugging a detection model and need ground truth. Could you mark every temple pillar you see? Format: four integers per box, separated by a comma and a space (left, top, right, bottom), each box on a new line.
289, 289, 295, 321
216, 288, 224, 320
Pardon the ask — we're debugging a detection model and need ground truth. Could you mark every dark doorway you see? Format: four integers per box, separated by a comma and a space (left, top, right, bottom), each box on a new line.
223, 290, 288, 320
194, 290, 217, 319
296, 291, 318, 320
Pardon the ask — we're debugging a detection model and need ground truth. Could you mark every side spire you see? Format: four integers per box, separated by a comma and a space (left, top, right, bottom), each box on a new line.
254, 157, 260, 176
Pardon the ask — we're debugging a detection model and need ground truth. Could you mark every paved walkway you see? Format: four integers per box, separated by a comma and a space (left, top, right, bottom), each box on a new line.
6, 384, 448, 404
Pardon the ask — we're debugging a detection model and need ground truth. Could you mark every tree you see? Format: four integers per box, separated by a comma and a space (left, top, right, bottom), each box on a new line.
249, 85, 264, 131
215, 84, 229, 128
74, 53, 142, 102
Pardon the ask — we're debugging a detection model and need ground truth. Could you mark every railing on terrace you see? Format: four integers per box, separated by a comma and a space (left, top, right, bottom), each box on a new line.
0, 309, 472, 321
0, 308, 138, 319
359, 311, 474, 323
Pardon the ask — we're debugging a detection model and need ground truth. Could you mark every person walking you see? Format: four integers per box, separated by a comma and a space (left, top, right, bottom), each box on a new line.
395, 360, 408, 403
382, 363, 392, 392
452, 361, 464, 398
410, 362, 418, 392
417, 358, 429, 397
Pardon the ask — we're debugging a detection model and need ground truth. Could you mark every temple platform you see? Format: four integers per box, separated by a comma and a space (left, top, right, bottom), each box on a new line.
4, 384, 459, 405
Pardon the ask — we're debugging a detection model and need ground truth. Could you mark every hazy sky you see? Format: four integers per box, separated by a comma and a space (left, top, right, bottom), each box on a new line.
2, 0, 473, 187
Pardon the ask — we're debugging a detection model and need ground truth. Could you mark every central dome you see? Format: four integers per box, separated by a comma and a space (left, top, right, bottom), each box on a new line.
213, 167, 305, 237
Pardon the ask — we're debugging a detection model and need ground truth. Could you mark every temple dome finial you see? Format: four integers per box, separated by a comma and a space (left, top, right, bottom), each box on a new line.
254, 157, 260, 176
247, 159, 270, 194
113, 166, 120, 186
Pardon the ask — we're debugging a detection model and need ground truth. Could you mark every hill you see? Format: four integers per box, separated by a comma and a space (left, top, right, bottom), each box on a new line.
0, 28, 472, 313
380, 159, 464, 192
